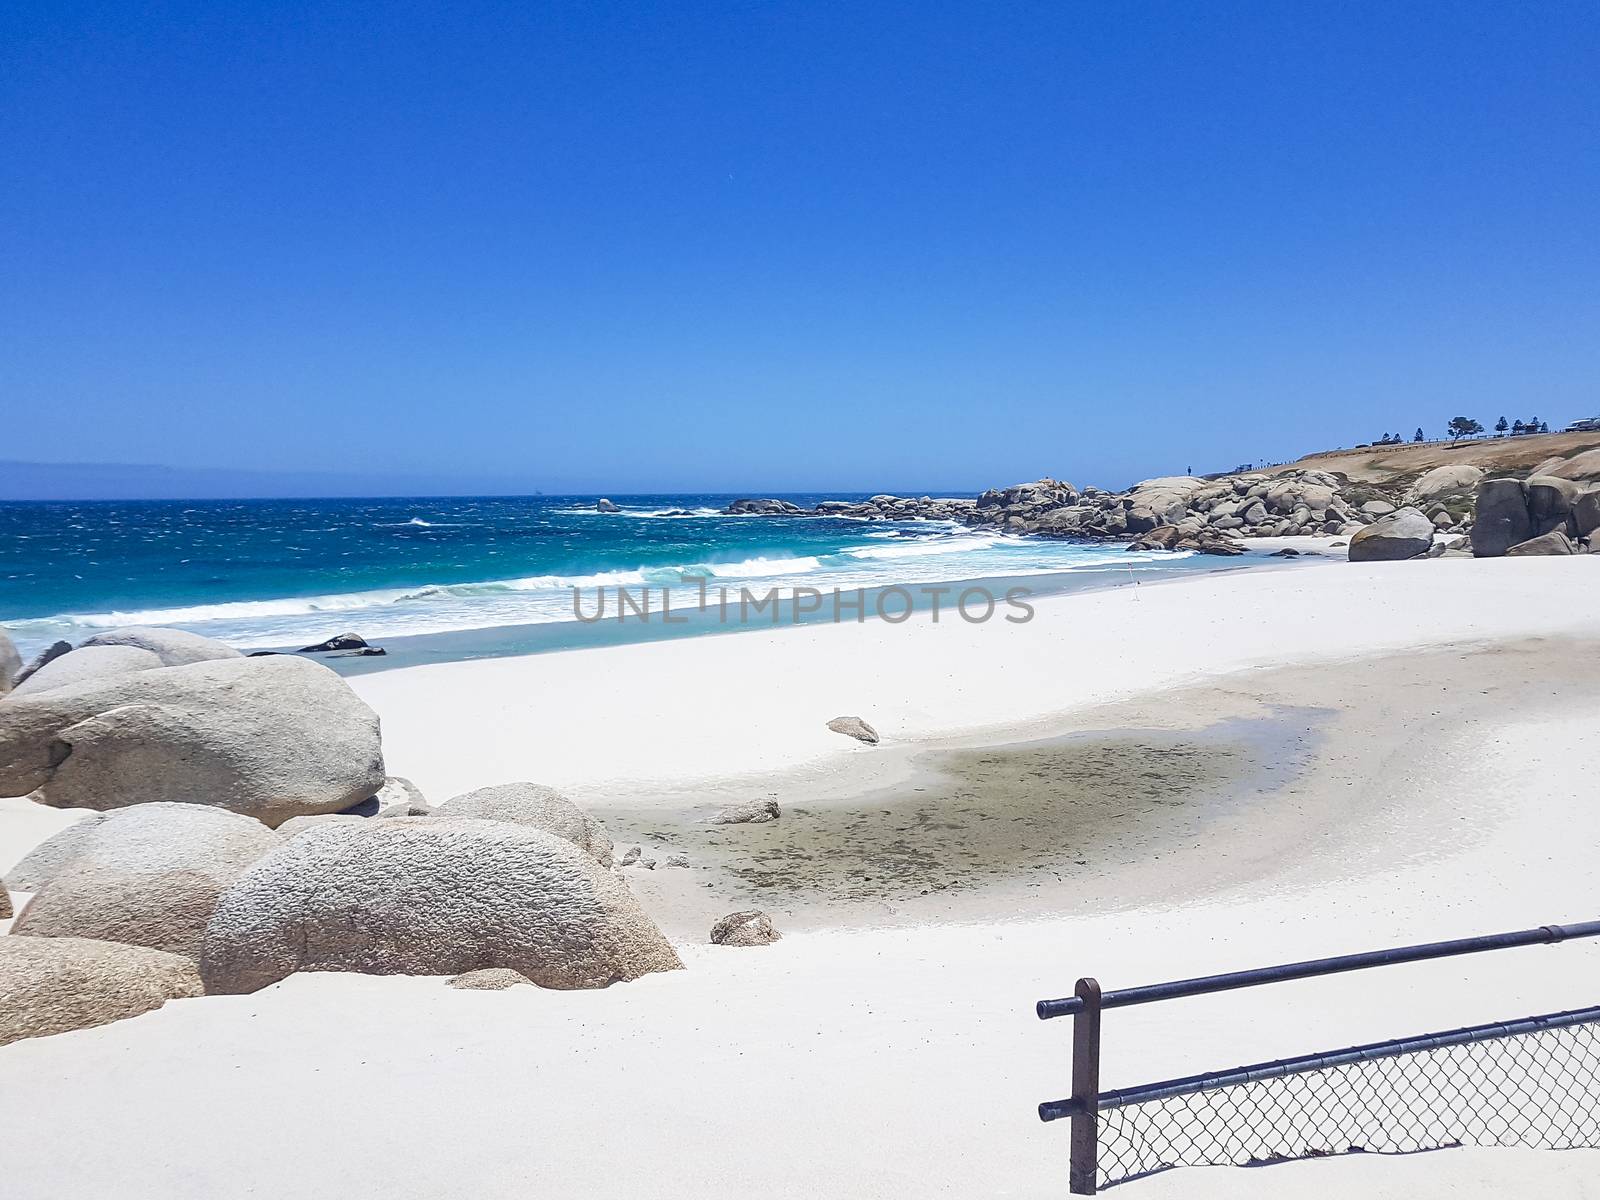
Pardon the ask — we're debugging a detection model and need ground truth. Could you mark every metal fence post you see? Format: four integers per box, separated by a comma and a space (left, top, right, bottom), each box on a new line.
1069, 977, 1103, 1195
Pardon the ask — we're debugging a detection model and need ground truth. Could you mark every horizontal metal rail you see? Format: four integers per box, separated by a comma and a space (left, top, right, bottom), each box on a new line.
1038, 1003, 1600, 1121
1036, 920, 1600, 1021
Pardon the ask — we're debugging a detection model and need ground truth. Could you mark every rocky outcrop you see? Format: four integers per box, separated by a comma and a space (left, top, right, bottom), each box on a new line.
710, 910, 781, 947
1347, 508, 1436, 562
11, 645, 164, 697
711, 798, 781, 825
726, 467, 1371, 543
78, 626, 241, 667
826, 715, 879, 745
3, 814, 105, 893
1471, 476, 1600, 557
1525, 476, 1585, 536
1471, 479, 1535, 556
436, 782, 613, 867
725, 498, 804, 515
595, 499, 621, 513
0, 629, 21, 696
11, 804, 277, 958
199, 818, 682, 993
1404, 465, 1485, 505
0, 936, 203, 1046
448, 967, 534, 990
0, 655, 385, 828
1575, 491, 1600, 543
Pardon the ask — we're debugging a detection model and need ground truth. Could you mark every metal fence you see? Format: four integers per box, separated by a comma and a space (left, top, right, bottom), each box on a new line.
1034, 919, 1600, 1193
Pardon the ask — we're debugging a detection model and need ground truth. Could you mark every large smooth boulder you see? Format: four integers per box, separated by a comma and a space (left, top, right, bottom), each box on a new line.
3, 813, 105, 892
0, 629, 20, 695
1471, 479, 1533, 557
1404, 464, 1484, 504
1575, 490, 1600, 540
1531, 448, 1600, 483
0, 936, 202, 1046
437, 782, 613, 867
77, 626, 241, 667
11, 645, 164, 697
1504, 530, 1577, 557
12, 804, 277, 958
275, 813, 370, 836
1524, 475, 1585, 535
200, 818, 682, 994
0, 655, 385, 828
1347, 508, 1434, 562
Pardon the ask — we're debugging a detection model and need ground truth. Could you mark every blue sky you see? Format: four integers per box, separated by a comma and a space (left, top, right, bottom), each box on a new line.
3, 1, 1597, 495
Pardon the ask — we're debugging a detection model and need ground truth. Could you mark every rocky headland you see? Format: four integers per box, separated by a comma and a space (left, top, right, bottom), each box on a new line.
721, 431, 1600, 562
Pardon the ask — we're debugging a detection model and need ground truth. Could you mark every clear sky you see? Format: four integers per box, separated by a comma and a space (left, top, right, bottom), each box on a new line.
4, 1, 1597, 496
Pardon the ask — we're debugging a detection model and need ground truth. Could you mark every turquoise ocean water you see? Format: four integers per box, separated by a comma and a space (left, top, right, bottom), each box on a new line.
0, 494, 1274, 666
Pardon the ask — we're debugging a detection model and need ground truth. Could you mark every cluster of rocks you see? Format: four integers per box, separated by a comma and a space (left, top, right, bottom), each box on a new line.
0, 625, 708, 1046
712, 455, 1600, 566
1343, 471, 1600, 562
719, 469, 1378, 553
1470, 475, 1600, 557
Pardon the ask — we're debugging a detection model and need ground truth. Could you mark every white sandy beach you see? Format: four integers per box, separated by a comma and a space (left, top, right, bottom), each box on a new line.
357, 553, 1600, 799
4, 553, 1600, 1198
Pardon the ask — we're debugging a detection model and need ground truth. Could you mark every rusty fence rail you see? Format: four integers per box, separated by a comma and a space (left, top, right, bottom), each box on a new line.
1034, 919, 1600, 1193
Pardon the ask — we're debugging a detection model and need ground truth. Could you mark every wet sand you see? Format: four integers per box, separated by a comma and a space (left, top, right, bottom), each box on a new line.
600, 635, 1600, 939
602, 723, 1294, 932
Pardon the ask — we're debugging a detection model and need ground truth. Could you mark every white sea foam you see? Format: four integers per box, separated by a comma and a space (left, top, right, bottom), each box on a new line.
702, 556, 824, 578
7, 530, 1217, 656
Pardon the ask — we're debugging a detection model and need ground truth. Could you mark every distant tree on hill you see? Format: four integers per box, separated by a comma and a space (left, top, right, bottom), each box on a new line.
1512, 420, 1527, 434
1540, 420, 1550, 433
1413, 427, 1425, 442
1496, 416, 1509, 433
1447, 417, 1484, 440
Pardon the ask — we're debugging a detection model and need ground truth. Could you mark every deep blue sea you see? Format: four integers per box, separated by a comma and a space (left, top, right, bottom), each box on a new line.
0, 494, 1260, 663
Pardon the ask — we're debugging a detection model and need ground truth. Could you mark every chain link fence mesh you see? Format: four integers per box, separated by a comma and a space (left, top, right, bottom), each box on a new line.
1095, 1015, 1600, 1188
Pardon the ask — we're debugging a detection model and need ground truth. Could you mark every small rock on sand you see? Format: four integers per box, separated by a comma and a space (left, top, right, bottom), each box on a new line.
710, 910, 781, 947
448, 967, 534, 990
712, 798, 780, 825
826, 715, 879, 745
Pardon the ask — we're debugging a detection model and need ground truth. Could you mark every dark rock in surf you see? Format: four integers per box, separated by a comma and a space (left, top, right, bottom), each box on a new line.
298, 633, 369, 653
